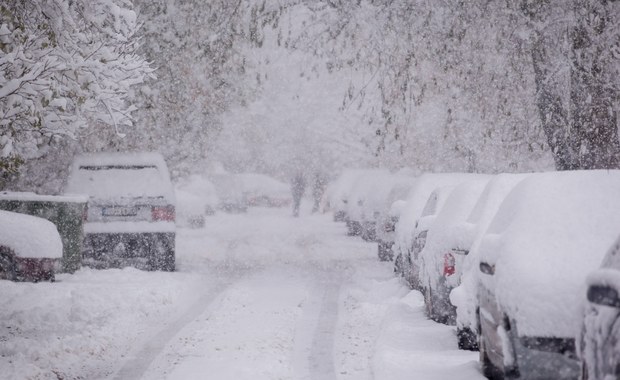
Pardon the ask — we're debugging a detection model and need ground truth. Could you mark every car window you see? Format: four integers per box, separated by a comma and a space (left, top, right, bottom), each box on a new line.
68, 165, 167, 199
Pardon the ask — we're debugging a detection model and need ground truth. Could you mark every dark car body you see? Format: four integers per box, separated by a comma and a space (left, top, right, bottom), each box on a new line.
0, 245, 55, 282
65, 152, 176, 271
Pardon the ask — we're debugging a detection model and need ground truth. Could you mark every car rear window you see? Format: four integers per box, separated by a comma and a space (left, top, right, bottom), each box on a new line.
68, 165, 168, 200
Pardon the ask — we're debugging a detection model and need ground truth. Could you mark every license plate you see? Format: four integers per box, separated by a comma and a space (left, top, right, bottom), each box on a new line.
102, 206, 138, 217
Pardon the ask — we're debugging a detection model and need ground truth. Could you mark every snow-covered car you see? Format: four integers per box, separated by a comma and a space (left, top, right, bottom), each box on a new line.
374, 174, 417, 260
325, 169, 367, 222
65, 152, 176, 271
579, 234, 620, 380
175, 174, 219, 228
356, 171, 414, 242
237, 173, 292, 208
0, 210, 62, 282
476, 170, 620, 380
417, 178, 490, 325
344, 169, 391, 238
393, 173, 486, 282
210, 174, 248, 213
448, 173, 530, 350
398, 185, 457, 290
377, 199, 407, 261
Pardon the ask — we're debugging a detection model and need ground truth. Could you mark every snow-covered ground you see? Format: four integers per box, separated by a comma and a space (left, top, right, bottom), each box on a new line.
0, 202, 483, 380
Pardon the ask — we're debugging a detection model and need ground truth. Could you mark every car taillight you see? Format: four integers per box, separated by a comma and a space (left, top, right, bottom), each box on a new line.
443, 253, 455, 276
152, 205, 175, 222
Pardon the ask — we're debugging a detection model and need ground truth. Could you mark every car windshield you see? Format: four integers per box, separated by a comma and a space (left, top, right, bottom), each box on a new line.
67, 165, 166, 200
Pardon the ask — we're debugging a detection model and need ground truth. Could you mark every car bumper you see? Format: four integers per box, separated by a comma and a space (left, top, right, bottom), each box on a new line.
82, 232, 175, 271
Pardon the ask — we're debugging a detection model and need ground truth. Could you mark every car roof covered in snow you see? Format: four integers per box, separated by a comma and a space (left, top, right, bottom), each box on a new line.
0, 210, 62, 259
65, 152, 174, 202
478, 170, 620, 338
395, 173, 487, 252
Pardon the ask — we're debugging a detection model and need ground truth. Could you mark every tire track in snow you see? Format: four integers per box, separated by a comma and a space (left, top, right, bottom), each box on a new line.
112, 276, 235, 380
294, 265, 344, 380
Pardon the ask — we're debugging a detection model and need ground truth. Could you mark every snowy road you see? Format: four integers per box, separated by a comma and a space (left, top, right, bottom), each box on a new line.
0, 205, 484, 380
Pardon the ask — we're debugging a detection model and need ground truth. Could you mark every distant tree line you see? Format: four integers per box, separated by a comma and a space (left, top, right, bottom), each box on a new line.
1, 0, 618, 192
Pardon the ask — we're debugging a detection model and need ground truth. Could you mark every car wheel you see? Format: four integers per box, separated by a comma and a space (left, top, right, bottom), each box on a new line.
425, 286, 434, 319
378, 242, 393, 261
394, 253, 404, 276
480, 337, 504, 380
0, 251, 17, 281
580, 359, 589, 380
457, 326, 479, 351
478, 309, 504, 379
149, 234, 175, 272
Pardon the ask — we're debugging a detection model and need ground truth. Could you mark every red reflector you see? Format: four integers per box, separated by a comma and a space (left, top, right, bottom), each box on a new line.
443, 253, 455, 276
152, 206, 175, 222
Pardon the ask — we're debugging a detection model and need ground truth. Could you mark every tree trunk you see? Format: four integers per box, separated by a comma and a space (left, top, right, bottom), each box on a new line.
530, 33, 577, 170
570, 0, 620, 169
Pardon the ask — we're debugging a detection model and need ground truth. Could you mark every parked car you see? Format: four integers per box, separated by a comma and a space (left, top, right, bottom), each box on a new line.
344, 169, 391, 237
375, 175, 417, 260
448, 173, 530, 351
65, 152, 176, 271
357, 171, 415, 243
210, 173, 249, 213
175, 174, 219, 228
476, 170, 620, 380
394, 173, 486, 288
399, 185, 457, 290
237, 173, 292, 208
325, 169, 367, 222
377, 199, 407, 261
0, 191, 88, 273
0, 210, 62, 282
579, 234, 620, 380
418, 178, 490, 325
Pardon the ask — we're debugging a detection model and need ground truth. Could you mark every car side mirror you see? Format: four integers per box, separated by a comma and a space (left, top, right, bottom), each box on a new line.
587, 285, 620, 308
479, 262, 495, 275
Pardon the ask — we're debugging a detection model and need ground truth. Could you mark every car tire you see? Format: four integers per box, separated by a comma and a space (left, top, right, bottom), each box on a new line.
378, 241, 393, 261
580, 359, 589, 380
457, 326, 479, 351
394, 252, 404, 276
480, 337, 504, 380
0, 251, 17, 281
149, 234, 175, 272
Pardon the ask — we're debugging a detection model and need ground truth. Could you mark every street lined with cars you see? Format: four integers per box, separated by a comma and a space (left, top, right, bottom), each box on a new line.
1, 161, 619, 379
329, 168, 620, 380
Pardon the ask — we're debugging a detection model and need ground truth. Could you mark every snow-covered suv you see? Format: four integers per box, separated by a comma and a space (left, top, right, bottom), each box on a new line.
65, 152, 176, 271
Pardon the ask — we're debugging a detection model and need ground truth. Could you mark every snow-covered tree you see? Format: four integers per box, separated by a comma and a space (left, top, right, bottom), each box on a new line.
0, 0, 153, 186
523, 0, 620, 170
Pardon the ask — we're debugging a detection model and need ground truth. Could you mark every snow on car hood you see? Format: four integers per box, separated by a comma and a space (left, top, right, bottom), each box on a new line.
478, 170, 620, 338
0, 210, 62, 259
